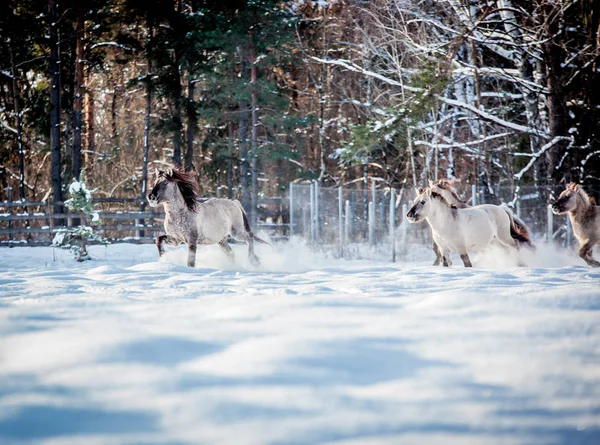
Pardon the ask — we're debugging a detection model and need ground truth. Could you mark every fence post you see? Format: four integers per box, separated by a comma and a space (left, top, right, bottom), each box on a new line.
389, 189, 396, 262
472, 184, 477, 206
309, 181, 315, 244
372, 181, 377, 242
401, 203, 408, 255
379, 200, 385, 241
314, 181, 320, 244
345, 199, 351, 245
289, 182, 294, 238
367, 201, 375, 246
371, 181, 376, 213
566, 214, 572, 248
7, 187, 13, 243
547, 204, 553, 243
338, 187, 344, 257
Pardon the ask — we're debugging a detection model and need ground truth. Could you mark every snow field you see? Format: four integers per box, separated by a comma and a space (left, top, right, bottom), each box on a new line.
0, 240, 598, 445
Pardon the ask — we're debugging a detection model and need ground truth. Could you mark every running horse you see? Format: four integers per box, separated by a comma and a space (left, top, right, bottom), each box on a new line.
552, 182, 600, 267
407, 187, 524, 267
147, 167, 268, 268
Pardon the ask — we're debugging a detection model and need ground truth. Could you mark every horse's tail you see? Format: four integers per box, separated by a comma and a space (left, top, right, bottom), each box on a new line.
236, 200, 270, 245
501, 204, 535, 250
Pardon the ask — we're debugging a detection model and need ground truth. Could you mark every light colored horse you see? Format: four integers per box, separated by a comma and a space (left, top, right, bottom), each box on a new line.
429, 179, 534, 248
147, 167, 268, 268
406, 187, 521, 267
552, 182, 600, 267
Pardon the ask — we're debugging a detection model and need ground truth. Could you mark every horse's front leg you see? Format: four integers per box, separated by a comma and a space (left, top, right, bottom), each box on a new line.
579, 241, 600, 267
459, 253, 473, 267
432, 242, 442, 266
156, 234, 179, 257
187, 232, 198, 268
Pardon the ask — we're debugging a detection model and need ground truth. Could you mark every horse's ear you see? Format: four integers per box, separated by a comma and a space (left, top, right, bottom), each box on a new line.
165, 167, 173, 178
428, 179, 434, 187
154, 168, 160, 178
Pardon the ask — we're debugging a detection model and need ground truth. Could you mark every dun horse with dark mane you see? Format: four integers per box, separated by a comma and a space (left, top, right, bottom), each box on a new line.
147, 167, 268, 268
552, 183, 600, 267
424, 179, 534, 265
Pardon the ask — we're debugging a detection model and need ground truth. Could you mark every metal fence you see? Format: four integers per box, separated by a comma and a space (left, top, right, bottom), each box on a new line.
289, 182, 581, 261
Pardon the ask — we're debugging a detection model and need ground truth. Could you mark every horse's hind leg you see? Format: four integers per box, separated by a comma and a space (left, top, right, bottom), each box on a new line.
219, 238, 235, 263
579, 241, 600, 267
247, 238, 260, 267
496, 227, 527, 266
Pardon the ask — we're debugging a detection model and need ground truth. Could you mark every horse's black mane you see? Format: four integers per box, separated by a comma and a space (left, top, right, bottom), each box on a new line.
430, 190, 453, 207
436, 180, 468, 205
165, 168, 199, 212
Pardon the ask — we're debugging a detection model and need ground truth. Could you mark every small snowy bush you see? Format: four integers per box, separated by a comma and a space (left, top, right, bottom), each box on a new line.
52, 179, 108, 261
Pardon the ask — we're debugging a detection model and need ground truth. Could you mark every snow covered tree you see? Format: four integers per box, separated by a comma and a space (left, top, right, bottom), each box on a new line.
52, 179, 108, 261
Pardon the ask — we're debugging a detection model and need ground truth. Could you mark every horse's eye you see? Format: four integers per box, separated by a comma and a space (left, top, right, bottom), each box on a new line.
421, 200, 425, 204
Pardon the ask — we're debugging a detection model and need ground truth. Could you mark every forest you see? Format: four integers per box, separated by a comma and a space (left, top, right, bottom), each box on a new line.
1, 0, 599, 219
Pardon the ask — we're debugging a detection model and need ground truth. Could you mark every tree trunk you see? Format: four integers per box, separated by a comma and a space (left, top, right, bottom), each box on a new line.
49, 0, 63, 215
172, 73, 183, 167
84, 79, 95, 173
317, 6, 328, 183
72, 5, 85, 181
250, 36, 258, 227
239, 52, 251, 211
9, 43, 25, 201
171, 0, 183, 167
185, 79, 196, 172
227, 120, 234, 199
141, 22, 153, 212
543, 4, 568, 186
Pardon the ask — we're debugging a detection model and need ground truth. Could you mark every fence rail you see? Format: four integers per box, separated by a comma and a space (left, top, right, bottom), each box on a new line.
0, 196, 290, 246
1, 184, 585, 254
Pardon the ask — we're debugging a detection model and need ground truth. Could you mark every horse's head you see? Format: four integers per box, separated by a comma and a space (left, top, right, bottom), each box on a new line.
406, 187, 432, 223
552, 183, 580, 215
429, 179, 467, 207
147, 168, 177, 207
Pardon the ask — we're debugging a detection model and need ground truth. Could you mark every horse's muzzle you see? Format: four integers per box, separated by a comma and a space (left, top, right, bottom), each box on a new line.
406, 210, 420, 223
551, 204, 563, 215
147, 194, 158, 207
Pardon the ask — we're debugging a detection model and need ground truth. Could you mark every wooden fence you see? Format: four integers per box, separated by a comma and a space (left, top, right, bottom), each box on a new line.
0, 196, 290, 246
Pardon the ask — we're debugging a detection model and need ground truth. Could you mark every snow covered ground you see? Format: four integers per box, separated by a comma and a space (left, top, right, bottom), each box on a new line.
0, 240, 599, 445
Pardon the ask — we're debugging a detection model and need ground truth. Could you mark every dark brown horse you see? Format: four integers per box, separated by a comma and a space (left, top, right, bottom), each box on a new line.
147, 167, 268, 268
552, 183, 600, 267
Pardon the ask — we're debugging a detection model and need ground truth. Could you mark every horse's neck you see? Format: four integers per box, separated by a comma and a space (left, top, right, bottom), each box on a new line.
570, 193, 594, 222
426, 199, 454, 228
163, 189, 188, 217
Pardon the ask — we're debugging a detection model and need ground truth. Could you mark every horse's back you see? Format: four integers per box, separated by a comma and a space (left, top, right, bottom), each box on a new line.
193, 198, 245, 242
458, 205, 507, 228
453, 205, 510, 247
